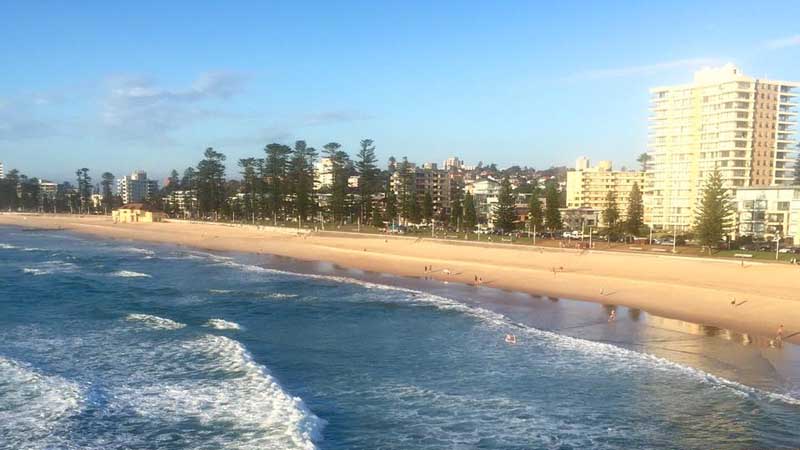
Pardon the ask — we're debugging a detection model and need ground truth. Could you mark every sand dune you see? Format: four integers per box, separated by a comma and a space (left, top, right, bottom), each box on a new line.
3, 213, 798, 343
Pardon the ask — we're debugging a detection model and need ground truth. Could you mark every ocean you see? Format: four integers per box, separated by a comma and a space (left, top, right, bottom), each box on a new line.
1, 226, 799, 449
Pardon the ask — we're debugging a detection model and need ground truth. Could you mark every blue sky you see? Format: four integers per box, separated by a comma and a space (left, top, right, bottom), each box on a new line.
1, 0, 799, 182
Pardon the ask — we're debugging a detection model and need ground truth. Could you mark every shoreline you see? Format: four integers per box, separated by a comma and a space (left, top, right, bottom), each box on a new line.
3, 213, 799, 344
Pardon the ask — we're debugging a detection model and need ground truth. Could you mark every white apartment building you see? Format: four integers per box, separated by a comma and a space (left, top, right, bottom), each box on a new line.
647, 64, 799, 231
166, 190, 198, 217
466, 177, 501, 223
443, 157, 463, 171
566, 157, 645, 227
0, 161, 4, 179
38, 180, 57, 197
313, 158, 334, 190
735, 186, 800, 245
117, 171, 158, 204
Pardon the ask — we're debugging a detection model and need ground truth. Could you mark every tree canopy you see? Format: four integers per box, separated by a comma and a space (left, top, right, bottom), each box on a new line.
694, 170, 734, 250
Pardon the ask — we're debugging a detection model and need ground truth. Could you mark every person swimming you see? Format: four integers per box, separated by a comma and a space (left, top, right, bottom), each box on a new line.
505, 334, 517, 344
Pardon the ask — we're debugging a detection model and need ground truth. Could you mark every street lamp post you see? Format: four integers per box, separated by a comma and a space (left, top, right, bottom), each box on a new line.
672, 224, 677, 254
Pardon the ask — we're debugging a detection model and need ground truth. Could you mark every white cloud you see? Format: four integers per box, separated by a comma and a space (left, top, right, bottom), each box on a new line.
219, 109, 375, 148
0, 98, 58, 141
764, 35, 800, 50
301, 110, 374, 127
101, 71, 247, 141
568, 58, 723, 80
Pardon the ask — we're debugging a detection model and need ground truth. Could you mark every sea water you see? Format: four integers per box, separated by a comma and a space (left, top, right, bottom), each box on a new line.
0, 226, 798, 449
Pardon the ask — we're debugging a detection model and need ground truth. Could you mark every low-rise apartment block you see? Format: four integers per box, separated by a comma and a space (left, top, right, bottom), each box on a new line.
566, 157, 644, 227
735, 186, 800, 245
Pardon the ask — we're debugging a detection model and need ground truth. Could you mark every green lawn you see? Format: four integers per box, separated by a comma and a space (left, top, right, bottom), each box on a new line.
715, 249, 797, 262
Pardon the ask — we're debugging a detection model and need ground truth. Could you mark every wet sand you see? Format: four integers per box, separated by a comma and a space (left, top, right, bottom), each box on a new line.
3, 213, 799, 346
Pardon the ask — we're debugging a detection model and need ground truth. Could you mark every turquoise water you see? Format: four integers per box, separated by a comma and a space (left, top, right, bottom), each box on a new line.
1, 226, 798, 449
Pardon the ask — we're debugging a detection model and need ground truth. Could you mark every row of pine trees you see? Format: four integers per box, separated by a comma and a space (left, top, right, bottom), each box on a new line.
160, 141, 568, 233
6, 143, 797, 249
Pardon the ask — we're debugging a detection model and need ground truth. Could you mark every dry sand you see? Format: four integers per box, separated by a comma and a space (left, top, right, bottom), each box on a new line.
3, 213, 799, 343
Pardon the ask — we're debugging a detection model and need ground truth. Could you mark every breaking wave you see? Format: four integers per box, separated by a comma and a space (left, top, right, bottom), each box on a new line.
111, 270, 151, 278
216, 258, 800, 407
204, 318, 242, 330
22, 260, 77, 276
125, 313, 186, 330
110, 334, 324, 449
0, 356, 83, 449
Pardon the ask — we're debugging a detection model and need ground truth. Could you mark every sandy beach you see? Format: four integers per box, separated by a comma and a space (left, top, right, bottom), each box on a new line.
3, 213, 799, 344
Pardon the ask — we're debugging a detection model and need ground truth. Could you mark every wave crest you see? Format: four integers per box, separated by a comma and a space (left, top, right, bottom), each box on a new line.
112, 270, 151, 278
0, 356, 83, 447
204, 319, 241, 330
22, 260, 77, 276
112, 334, 324, 449
125, 313, 186, 330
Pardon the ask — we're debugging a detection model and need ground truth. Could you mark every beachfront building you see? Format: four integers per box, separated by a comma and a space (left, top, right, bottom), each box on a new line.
165, 190, 197, 218
90, 193, 104, 209
112, 203, 164, 223
560, 207, 600, 231
466, 177, 500, 224
0, 161, 4, 179
566, 157, 645, 227
647, 64, 799, 231
117, 170, 159, 204
313, 157, 334, 190
38, 180, 57, 197
390, 162, 462, 221
734, 186, 800, 245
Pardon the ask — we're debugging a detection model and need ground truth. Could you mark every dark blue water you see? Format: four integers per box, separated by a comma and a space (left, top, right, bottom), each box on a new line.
1, 226, 799, 449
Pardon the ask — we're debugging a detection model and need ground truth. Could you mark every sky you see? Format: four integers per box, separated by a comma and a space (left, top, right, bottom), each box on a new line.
1, 0, 799, 183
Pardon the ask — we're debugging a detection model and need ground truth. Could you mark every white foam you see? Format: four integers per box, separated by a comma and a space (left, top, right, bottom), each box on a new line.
204, 318, 242, 330
119, 247, 155, 256
21, 260, 77, 276
0, 243, 17, 249
112, 334, 324, 449
0, 356, 83, 448
112, 270, 151, 278
125, 313, 186, 330
209, 289, 233, 294
265, 293, 300, 299
215, 260, 415, 293
22, 247, 44, 252
216, 258, 800, 407
407, 292, 800, 407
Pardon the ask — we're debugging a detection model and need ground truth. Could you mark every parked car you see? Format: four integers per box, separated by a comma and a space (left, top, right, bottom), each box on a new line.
387, 225, 407, 235
740, 242, 773, 252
